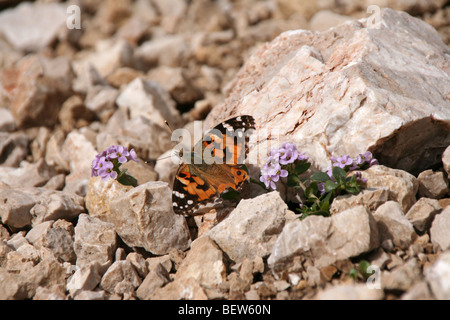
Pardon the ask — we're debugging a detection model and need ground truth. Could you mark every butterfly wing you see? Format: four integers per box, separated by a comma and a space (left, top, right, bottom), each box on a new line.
172, 163, 217, 215
200, 115, 255, 165
172, 164, 250, 215
172, 115, 255, 215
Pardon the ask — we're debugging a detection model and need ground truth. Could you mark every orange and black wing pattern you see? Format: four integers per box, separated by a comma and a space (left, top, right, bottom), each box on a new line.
172, 115, 255, 215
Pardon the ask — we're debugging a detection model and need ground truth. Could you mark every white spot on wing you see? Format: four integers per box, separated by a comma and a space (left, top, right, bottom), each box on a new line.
173, 191, 185, 198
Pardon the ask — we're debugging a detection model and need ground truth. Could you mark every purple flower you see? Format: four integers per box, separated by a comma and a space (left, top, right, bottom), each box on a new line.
277, 142, 300, 165
297, 153, 309, 162
281, 142, 297, 151
91, 159, 99, 177
260, 172, 277, 190
98, 161, 116, 181
128, 148, 138, 162
91, 156, 112, 177
354, 151, 378, 169
260, 164, 286, 190
91, 145, 140, 182
279, 148, 299, 165
326, 151, 377, 182
108, 145, 129, 164
275, 166, 289, 178
334, 155, 353, 169
265, 155, 280, 169
105, 145, 117, 160
354, 171, 368, 184
260, 142, 310, 190
326, 166, 333, 179
269, 148, 281, 158
317, 182, 325, 195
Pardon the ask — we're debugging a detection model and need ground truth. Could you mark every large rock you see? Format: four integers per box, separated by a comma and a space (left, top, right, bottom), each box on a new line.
85, 177, 133, 221
0, 184, 85, 230
268, 206, 379, 270
102, 108, 174, 160
73, 214, 117, 274
2, 55, 74, 128
135, 34, 190, 68
149, 277, 208, 300
62, 130, 98, 178
73, 39, 133, 78
25, 219, 76, 263
0, 2, 68, 52
417, 169, 449, 199
0, 108, 16, 132
425, 251, 450, 300
205, 9, 450, 176
443, 145, 450, 178
406, 197, 442, 233
330, 187, 389, 215
136, 263, 170, 300
175, 236, 226, 288
0, 132, 28, 167
0, 159, 54, 188
62, 130, 99, 196
359, 165, 418, 212
109, 181, 191, 255
430, 207, 450, 251
99, 260, 142, 295
381, 258, 421, 291
207, 191, 290, 263
0, 259, 66, 300
66, 264, 102, 298
0, 187, 35, 230
373, 201, 416, 250
116, 78, 182, 129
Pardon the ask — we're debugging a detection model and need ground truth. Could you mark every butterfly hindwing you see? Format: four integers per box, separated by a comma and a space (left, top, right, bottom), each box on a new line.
172, 164, 217, 214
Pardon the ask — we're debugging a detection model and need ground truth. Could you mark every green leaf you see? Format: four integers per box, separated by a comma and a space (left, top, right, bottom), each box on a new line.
310, 171, 331, 183
299, 209, 329, 220
294, 162, 311, 175
359, 260, 372, 279
345, 186, 360, 195
221, 188, 241, 201
117, 173, 138, 187
324, 180, 338, 192
319, 192, 332, 212
349, 268, 359, 280
332, 166, 346, 182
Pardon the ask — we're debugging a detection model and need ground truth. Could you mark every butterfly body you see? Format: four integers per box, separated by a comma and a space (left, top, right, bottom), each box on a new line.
172, 115, 255, 215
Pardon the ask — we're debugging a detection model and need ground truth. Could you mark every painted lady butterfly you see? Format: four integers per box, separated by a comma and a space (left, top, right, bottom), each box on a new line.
172, 115, 255, 215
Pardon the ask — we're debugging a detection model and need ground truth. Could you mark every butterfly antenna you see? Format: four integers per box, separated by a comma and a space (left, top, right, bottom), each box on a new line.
165, 120, 173, 133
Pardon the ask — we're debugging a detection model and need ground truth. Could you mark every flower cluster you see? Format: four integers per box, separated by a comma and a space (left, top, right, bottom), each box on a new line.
257, 142, 379, 220
91, 145, 138, 183
326, 151, 378, 182
260, 142, 309, 190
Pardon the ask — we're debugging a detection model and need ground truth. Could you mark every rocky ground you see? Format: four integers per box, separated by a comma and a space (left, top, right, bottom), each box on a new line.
0, 0, 449, 300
